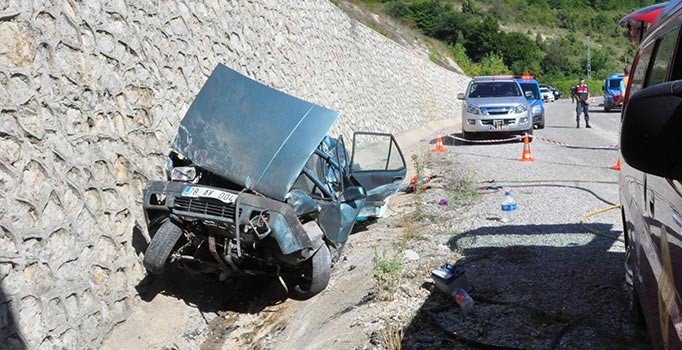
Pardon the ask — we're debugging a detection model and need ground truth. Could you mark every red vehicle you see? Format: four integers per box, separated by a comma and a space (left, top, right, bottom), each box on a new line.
619, 1, 682, 349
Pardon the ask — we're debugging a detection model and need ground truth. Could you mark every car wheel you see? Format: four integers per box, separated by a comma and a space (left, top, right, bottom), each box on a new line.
143, 219, 183, 274
623, 209, 646, 327
290, 243, 331, 300
537, 121, 545, 129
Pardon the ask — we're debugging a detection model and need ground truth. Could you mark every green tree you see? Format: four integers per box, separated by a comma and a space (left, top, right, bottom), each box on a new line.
464, 15, 502, 61
475, 53, 510, 75
497, 32, 543, 74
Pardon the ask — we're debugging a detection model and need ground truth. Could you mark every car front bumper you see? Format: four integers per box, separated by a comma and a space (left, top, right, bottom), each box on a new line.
462, 111, 532, 133
142, 180, 321, 258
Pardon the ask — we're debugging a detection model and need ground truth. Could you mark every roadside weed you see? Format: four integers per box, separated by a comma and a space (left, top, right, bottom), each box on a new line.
373, 250, 403, 301
379, 323, 404, 350
446, 175, 479, 205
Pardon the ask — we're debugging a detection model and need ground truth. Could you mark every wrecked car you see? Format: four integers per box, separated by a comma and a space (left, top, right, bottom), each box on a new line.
141, 64, 407, 299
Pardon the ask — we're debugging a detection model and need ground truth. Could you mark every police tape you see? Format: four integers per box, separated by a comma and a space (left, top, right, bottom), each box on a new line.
447, 134, 620, 150
530, 135, 620, 150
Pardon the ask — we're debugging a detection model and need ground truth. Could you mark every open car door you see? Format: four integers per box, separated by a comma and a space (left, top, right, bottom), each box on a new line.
350, 132, 406, 206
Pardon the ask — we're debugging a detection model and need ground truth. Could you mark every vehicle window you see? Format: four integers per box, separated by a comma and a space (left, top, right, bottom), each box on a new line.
352, 134, 404, 172
519, 83, 540, 100
629, 42, 654, 96
387, 138, 404, 170
646, 28, 679, 87
608, 79, 622, 89
468, 82, 521, 98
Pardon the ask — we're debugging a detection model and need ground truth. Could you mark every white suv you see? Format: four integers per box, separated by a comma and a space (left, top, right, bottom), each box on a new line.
457, 76, 533, 139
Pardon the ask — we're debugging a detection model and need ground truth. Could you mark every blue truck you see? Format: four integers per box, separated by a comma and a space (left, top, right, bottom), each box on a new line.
515, 75, 545, 129
603, 73, 625, 112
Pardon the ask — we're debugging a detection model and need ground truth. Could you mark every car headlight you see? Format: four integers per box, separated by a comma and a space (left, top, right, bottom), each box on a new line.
531, 105, 542, 114
467, 119, 476, 125
466, 104, 481, 115
514, 104, 528, 113
171, 166, 197, 182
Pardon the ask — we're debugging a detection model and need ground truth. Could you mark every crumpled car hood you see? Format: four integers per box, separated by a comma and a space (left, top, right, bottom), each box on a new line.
172, 64, 340, 201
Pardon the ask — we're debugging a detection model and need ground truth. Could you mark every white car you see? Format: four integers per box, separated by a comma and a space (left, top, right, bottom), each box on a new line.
540, 87, 555, 102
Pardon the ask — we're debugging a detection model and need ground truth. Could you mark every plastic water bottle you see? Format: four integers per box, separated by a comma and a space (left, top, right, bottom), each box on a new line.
455, 289, 474, 314
501, 190, 517, 223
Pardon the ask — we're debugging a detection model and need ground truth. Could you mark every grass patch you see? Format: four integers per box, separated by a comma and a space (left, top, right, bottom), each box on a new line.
446, 175, 479, 205
373, 250, 403, 301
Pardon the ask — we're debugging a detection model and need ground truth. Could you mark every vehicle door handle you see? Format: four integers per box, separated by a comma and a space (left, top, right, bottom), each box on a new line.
393, 176, 404, 181
649, 199, 655, 216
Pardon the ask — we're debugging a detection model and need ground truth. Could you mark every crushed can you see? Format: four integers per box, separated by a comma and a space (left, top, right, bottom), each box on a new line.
431, 263, 472, 298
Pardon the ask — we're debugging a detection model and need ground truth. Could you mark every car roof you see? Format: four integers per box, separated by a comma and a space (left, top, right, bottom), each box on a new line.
472, 75, 520, 83
641, 1, 682, 46
649, 1, 682, 32
515, 78, 540, 85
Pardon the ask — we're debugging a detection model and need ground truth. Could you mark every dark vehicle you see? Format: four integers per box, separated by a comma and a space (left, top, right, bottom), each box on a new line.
142, 64, 406, 299
540, 84, 561, 100
603, 73, 625, 112
620, 1, 682, 348
515, 75, 545, 129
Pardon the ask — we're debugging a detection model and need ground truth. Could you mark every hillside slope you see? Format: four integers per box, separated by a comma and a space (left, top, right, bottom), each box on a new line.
348, 0, 664, 92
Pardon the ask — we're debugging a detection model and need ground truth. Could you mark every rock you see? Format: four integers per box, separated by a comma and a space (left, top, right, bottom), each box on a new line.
404, 249, 420, 261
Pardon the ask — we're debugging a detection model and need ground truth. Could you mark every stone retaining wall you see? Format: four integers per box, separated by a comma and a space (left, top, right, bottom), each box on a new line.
0, 0, 467, 348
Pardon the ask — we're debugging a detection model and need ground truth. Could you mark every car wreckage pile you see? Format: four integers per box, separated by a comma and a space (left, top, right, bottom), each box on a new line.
141, 64, 406, 299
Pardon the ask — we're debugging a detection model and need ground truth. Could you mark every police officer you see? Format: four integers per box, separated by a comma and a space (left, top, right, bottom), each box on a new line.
575, 77, 591, 128
570, 85, 577, 103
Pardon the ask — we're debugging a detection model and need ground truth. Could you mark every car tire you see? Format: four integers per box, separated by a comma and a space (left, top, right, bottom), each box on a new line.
537, 115, 545, 129
143, 219, 183, 275
290, 243, 331, 300
623, 209, 646, 327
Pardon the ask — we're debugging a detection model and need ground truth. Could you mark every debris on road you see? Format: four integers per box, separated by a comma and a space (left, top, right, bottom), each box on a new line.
455, 289, 474, 314
400, 174, 446, 193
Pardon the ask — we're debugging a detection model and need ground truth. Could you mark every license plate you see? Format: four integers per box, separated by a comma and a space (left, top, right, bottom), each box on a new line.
493, 120, 503, 127
182, 186, 238, 204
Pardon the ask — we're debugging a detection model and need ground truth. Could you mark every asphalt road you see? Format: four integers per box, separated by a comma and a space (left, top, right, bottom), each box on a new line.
433, 98, 651, 349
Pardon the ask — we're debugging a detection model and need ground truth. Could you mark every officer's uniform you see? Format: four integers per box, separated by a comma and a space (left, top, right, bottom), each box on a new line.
576, 84, 590, 128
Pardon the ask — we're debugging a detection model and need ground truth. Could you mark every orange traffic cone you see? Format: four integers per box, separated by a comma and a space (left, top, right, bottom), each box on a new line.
610, 157, 622, 171
433, 134, 447, 153
519, 134, 535, 162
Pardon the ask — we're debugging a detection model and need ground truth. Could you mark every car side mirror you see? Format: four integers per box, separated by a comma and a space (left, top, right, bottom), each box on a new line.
524, 91, 533, 98
457, 93, 465, 100
621, 80, 682, 180
340, 186, 366, 203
